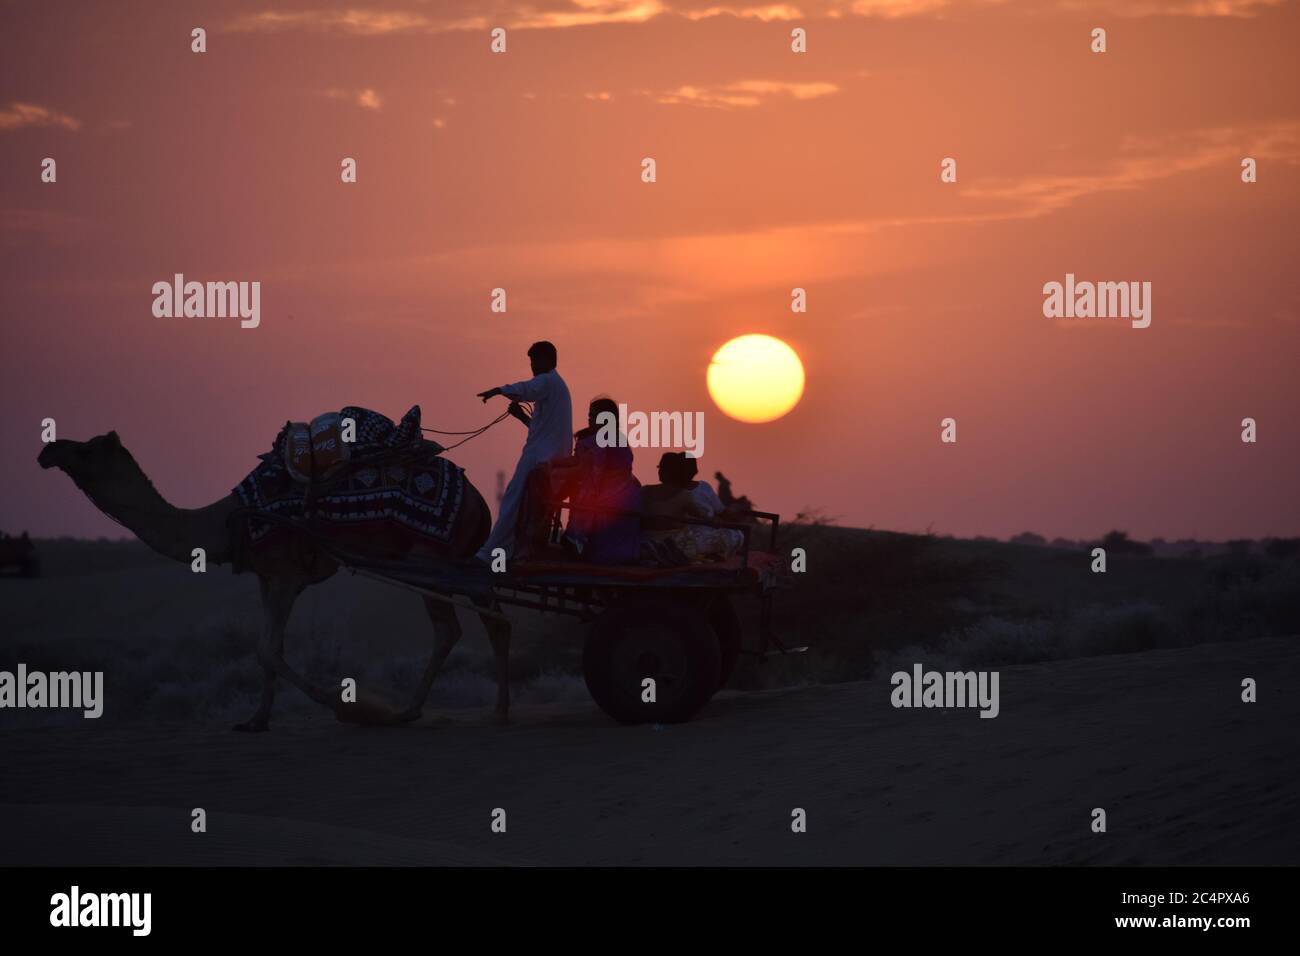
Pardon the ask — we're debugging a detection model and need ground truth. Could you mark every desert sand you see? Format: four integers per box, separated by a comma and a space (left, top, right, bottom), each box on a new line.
2, 635, 1296, 866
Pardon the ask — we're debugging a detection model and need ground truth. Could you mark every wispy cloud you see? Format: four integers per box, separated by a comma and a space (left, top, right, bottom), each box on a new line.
229, 9, 454, 35
678, 3, 805, 20
846, 0, 1285, 15
654, 79, 840, 108
325, 87, 384, 110
513, 0, 667, 28
0, 102, 81, 132
228, 0, 1281, 39
1057, 0, 1285, 17
711, 0, 1290, 18
962, 123, 1300, 220
220, 119, 1300, 299
229, 2, 665, 35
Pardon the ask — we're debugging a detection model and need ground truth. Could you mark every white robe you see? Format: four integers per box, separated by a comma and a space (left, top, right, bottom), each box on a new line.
476, 369, 573, 561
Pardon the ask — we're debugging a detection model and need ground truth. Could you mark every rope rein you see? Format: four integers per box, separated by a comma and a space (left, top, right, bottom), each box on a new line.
420, 401, 531, 451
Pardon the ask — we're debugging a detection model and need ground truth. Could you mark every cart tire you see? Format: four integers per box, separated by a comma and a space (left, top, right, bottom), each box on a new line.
710, 596, 743, 689
584, 602, 720, 724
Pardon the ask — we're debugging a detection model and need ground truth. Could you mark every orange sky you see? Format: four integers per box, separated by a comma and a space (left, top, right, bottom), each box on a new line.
2, 0, 1298, 540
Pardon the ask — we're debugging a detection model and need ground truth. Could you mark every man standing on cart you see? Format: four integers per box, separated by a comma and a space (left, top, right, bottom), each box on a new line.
474, 340, 572, 563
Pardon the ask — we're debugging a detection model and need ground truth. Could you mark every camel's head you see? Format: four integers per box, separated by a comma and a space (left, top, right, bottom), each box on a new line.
38, 431, 132, 488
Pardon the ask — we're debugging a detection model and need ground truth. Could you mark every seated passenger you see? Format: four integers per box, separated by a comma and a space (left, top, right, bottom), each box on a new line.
641, 453, 743, 563
553, 397, 641, 565
714, 470, 756, 521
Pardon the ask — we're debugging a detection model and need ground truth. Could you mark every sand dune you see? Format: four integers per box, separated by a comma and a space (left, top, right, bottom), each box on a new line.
2, 636, 1296, 866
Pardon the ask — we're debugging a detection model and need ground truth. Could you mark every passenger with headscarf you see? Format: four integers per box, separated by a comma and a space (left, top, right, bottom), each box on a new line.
553, 397, 641, 564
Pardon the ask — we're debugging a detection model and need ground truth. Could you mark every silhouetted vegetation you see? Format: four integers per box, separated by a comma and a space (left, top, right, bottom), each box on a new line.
1011, 532, 1047, 547
1097, 529, 1153, 555
1265, 538, 1300, 560
7, 527, 1298, 715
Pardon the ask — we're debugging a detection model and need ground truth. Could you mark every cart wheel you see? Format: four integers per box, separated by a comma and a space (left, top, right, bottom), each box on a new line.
584, 603, 720, 724
710, 596, 743, 689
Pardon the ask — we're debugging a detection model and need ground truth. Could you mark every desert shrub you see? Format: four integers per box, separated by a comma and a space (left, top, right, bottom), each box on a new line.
1203, 552, 1270, 590
1264, 538, 1300, 560
1199, 560, 1300, 639
880, 602, 1182, 674
763, 527, 997, 686
888, 617, 1055, 671
1097, 530, 1153, 555
1059, 603, 1180, 657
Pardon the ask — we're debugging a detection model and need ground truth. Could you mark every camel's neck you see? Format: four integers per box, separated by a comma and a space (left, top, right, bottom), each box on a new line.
80, 466, 239, 566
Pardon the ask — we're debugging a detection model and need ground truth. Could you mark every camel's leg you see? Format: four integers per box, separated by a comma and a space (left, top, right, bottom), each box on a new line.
395, 597, 466, 722
477, 599, 512, 721
233, 575, 305, 732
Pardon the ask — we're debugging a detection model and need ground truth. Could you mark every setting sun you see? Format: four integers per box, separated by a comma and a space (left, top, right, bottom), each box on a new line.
707, 334, 805, 424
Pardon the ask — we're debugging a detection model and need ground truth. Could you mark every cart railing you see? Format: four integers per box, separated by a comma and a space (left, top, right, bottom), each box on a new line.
548, 499, 780, 570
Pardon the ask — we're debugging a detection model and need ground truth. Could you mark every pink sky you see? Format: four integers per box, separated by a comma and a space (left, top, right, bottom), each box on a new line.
2, 0, 1298, 541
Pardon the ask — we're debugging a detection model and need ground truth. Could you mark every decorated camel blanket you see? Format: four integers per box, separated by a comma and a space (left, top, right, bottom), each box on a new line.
233, 406, 467, 561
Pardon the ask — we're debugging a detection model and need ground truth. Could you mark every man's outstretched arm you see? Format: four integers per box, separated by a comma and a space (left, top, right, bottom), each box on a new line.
477, 388, 530, 427
479, 373, 546, 403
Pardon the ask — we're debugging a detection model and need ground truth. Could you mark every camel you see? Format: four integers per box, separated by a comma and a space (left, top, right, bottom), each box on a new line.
37, 430, 510, 731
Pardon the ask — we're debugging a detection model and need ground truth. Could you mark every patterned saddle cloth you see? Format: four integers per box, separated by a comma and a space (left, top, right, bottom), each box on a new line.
233, 406, 466, 560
